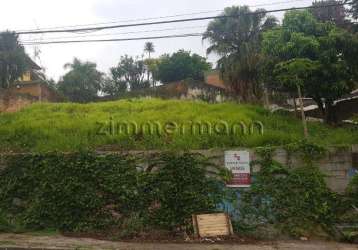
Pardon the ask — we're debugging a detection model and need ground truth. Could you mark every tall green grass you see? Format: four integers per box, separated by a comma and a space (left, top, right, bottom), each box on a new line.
0, 98, 356, 152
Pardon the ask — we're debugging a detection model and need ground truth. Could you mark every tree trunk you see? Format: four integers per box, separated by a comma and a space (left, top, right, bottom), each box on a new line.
297, 84, 308, 138
292, 94, 299, 118
147, 52, 151, 86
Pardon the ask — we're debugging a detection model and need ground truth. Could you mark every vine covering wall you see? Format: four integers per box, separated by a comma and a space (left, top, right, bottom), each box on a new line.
0, 152, 229, 235
0, 144, 357, 241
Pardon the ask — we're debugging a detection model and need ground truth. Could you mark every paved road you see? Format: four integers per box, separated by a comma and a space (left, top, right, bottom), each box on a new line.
0, 233, 357, 250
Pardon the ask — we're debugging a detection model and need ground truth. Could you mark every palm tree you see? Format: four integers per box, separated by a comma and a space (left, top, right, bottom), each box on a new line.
203, 6, 277, 103
58, 58, 103, 103
144, 42, 155, 59
144, 42, 155, 84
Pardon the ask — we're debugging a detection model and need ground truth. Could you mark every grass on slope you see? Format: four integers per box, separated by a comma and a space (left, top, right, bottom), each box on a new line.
352, 115, 358, 123
0, 98, 357, 152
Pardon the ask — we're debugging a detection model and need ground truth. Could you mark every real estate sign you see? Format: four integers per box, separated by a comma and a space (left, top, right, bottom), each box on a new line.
225, 151, 251, 188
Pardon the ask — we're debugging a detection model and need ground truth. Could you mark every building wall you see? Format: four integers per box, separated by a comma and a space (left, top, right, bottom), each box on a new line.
334, 98, 358, 121
0, 92, 38, 112
12, 84, 42, 97
205, 72, 227, 90
0, 83, 62, 113
185, 87, 228, 102
103, 80, 232, 103
18, 71, 32, 82
300, 97, 358, 121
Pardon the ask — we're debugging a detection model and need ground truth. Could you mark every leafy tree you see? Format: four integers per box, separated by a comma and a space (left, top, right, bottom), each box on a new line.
155, 50, 211, 83
310, 0, 347, 27
203, 6, 277, 102
274, 59, 319, 136
0, 31, 27, 89
262, 10, 358, 124
144, 58, 160, 87
101, 76, 127, 98
274, 59, 319, 95
110, 55, 150, 91
57, 58, 103, 103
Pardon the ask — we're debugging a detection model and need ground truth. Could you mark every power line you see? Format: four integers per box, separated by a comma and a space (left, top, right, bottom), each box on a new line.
17, 2, 338, 35
21, 25, 207, 42
15, 0, 310, 33
22, 33, 204, 45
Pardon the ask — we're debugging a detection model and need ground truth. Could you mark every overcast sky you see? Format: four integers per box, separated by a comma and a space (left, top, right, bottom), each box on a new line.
1, 0, 311, 80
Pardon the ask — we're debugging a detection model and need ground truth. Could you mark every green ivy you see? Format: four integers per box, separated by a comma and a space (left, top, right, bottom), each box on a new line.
143, 152, 228, 231
347, 174, 358, 207
284, 140, 327, 165
0, 151, 228, 234
0, 152, 142, 231
238, 144, 339, 238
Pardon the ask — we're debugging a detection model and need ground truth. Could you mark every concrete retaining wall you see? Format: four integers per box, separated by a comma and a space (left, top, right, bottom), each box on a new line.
102, 146, 357, 193
1, 145, 357, 193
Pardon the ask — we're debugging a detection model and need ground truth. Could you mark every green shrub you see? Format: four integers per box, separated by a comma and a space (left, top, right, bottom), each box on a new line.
0, 210, 11, 232
347, 173, 358, 207
143, 152, 228, 231
238, 147, 339, 237
0, 152, 141, 232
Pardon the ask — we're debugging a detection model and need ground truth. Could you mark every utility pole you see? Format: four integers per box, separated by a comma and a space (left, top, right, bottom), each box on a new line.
296, 83, 308, 138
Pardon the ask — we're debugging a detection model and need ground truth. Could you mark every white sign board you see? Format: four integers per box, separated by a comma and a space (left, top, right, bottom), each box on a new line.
225, 151, 251, 188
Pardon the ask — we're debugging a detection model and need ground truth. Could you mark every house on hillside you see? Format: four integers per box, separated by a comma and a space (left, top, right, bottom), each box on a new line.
304, 89, 358, 122
121, 71, 232, 102
0, 57, 62, 112
273, 89, 358, 123
204, 70, 229, 90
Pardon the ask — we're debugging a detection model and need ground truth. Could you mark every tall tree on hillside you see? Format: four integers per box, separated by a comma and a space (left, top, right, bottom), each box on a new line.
144, 58, 160, 87
110, 55, 150, 91
144, 42, 155, 84
144, 42, 155, 59
0, 31, 27, 89
203, 6, 277, 103
155, 50, 211, 83
262, 10, 358, 124
57, 58, 103, 103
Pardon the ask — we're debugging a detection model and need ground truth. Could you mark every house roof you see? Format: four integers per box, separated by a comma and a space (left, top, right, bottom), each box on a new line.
25, 56, 41, 70
204, 70, 228, 90
286, 89, 358, 112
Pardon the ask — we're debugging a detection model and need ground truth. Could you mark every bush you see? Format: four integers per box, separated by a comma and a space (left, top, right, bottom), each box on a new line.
347, 174, 358, 207
237, 147, 339, 237
144, 152, 227, 231
0, 152, 141, 232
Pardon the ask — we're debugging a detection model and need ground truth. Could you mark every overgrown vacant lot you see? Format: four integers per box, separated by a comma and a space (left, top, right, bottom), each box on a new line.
0, 98, 357, 152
